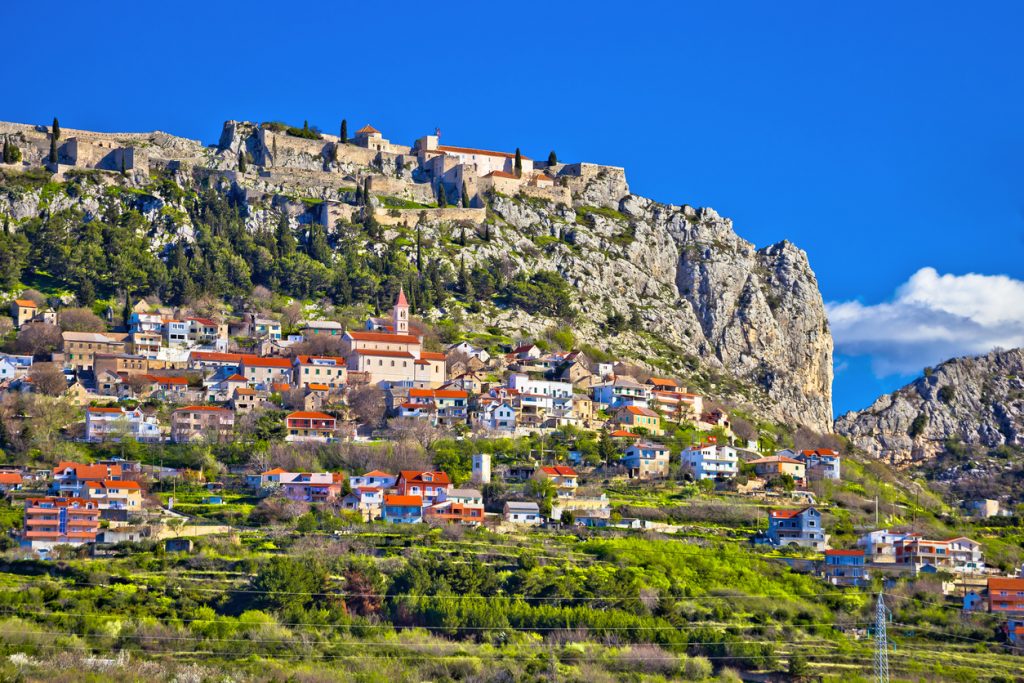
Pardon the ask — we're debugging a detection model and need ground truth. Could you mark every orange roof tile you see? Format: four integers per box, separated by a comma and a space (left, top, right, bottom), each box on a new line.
345, 330, 421, 344
541, 466, 577, 477
438, 144, 530, 160
286, 411, 335, 420
357, 124, 381, 135
385, 494, 422, 507
13, 299, 37, 308
352, 349, 416, 358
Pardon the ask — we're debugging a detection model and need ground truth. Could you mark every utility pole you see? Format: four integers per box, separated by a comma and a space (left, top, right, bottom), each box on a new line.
875, 495, 879, 527
874, 591, 890, 683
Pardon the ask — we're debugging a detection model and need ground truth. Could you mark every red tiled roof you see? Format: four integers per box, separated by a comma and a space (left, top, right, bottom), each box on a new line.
346, 331, 421, 344
989, 577, 1024, 591
648, 377, 678, 387
352, 349, 416, 358
750, 456, 804, 465
307, 383, 330, 391
610, 429, 639, 438
191, 351, 243, 363
240, 355, 292, 368
623, 405, 658, 417
399, 470, 451, 486
295, 355, 345, 364
87, 406, 126, 414
362, 470, 393, 477
541, 466, 577, 477
0, 473, 22, 485
175, 405, 231, 413
385, 494, 422, 506
271, 382, 291, 392
286, 411, 335, 420
357, 124, 381, 135
419, 351, 446, 361
770, 509, 803, 519
826, 549, 864, 557
224, 374, 247, 381
188, 317, 217, 326
13, 299, 37, 308
261, 467, 287, 475
396, 287, 408, 307
156, 376, 189, 385
486, 170, 519, 179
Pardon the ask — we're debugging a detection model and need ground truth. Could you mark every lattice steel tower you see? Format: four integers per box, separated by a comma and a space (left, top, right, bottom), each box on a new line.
874, 591, 890, 683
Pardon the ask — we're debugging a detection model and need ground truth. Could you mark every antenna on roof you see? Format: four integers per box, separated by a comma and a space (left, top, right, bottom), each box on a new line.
435, 127, 441, 139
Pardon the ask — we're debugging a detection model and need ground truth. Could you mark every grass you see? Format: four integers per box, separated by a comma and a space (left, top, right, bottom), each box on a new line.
378, 195, 436, 210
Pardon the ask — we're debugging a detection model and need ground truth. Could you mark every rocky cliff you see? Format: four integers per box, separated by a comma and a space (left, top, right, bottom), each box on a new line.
0, 119, 834, 431
835, 348, 1024, 466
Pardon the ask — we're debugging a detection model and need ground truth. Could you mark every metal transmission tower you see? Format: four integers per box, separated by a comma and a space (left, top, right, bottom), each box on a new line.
874, 591, 890, 683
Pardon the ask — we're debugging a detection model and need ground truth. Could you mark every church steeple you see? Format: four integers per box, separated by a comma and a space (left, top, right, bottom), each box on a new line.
393, 286, 409, 335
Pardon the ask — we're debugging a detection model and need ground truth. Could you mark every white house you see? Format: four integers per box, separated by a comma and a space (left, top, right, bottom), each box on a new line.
592, 376, 650, 409
504, 501, 542, 525
622, 442, 671, 479
680, 441, 738, 480
350, 470, 397, 490
480, 401, 517, 432
85, 407, 162, 443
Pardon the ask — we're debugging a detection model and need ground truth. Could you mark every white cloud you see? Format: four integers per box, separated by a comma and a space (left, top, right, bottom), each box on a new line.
827, 267, 1024, 376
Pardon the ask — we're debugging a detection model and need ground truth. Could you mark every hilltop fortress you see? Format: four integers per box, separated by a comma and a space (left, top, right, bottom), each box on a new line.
0, 118, 630, 228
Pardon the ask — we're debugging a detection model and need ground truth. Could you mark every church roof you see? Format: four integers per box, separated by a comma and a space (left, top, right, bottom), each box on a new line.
396, 287, 408, 307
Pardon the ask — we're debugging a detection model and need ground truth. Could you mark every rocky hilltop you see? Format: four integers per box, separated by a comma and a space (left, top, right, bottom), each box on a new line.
836, 348, 1024, 466
0, 119, 833, 430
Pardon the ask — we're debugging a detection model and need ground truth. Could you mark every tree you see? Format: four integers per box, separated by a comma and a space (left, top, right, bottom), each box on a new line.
2, 138, 21, 164
29, 362, 67, 396
348, 385, 385, 428
49, 136, 57, 164
52, 117, 61, 141
238, 150, 247, 173
547, 150, 557, 166
787, 653, 809, 680
461, 181, 470, 208
514, 148, 523, 177
340, 119, 348, 144
560, 509, 575, 526
438, 183, 447, 208
251, 556, 327, 612
58, 307, 105, 332
15, 323, 62, 357
275, 213, 296, 256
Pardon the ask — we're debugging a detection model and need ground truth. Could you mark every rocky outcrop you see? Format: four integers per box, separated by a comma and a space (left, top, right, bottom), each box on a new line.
835, 348, 1024, 466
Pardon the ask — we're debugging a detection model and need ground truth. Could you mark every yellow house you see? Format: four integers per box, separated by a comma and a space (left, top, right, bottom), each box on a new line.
748, 455, 806, 483
10, 299, 38, 328
613, 405, 664, 436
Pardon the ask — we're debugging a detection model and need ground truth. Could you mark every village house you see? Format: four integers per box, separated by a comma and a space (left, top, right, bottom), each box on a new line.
251, 317, 282, 340
382, 494, 423, 524
301, 320, 343, 337
284, 411, 337, 443
479, 400, 517, 432
448, 341, 490, 364
593, 376, 650, 409
22, 496, 101, 550
62, 331, 126, 371
612, 405, 663, 436
280, 472, 344, 503
350, 470, 397, 489
823, 549, 868, 587
398, 388, 469, 427
84, 406, 162, 443
342, 486, 384, 520
504, 501, 542, 525
163, 320, 189, 347
794, 449, 842, 480
748, 455, 807, 485
246, 467, 290, 489
10, 299, 38, 328
424, 499, 484, 526
293, 355, 347, 389
52, 461, 123, 497
83, 479, 143, 511
987, 577, 1024, 645
239, 354, 293, 387
395, 470, 451, 505
681, 440, 739, 480
189, 350, 244, 371
170, 406, 235, 443
0, 471, 23, 492
762, 506, 828, 550
187, 317, 227, 346
622, 441, 671, 479
537, 466, 579, 498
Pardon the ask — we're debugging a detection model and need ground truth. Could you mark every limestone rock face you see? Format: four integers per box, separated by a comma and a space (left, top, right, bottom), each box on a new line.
835, 349, 1024, 466
455, 192, 834, 432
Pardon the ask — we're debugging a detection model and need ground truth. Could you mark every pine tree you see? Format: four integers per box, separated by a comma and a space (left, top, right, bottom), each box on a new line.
461, 181, 470, 208
484, 223, 490, 242
363, 177, 372, 205
236, 150, 246, 173
459, 226, 466, 246
438, 183, 447, 208
303, 120, 309, 133
52, 117, 61, 141
340, 119, 348, 144
548, 150, 557, 166
78, 278, 96, 307
49, 136, 58, 164
514, 148, 522, 177
354, 184, 363, 205
122, 292, 132, 327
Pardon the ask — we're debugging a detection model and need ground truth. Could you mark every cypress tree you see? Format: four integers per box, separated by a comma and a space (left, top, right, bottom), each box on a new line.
49, 136, 58, 164
303, 120, 309, 133
120, 153, 127, 176
340, 119, 348, 144
459, 226, 466, 246
438, 183, 447, 208
363, 177, 371, 205
416, 226, 422, 272
122, 292, 132, 327
514, 148, 522, 177
52, 117, 61, 141
78, 278, 96, 307
272, 135, 278, 160
461, 181, 470, 208
238, 151, 247, 173
548, 150, 557, 166
354, 184, 363, 205
484, 223, 490, 242
276, 212, 296, 256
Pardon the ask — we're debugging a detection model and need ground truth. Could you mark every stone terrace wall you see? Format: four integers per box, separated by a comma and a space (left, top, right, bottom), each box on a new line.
375, 206, 486, 227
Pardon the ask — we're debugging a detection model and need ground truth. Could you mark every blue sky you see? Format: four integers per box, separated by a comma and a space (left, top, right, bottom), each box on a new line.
4, 1, 1024, 417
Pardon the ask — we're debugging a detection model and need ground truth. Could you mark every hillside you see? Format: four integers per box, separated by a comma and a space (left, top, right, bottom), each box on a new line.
0, 118, 832, 430
836, 348, 1024, 492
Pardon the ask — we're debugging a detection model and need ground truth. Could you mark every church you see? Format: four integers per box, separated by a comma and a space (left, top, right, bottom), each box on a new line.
341, 289, 446, 387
